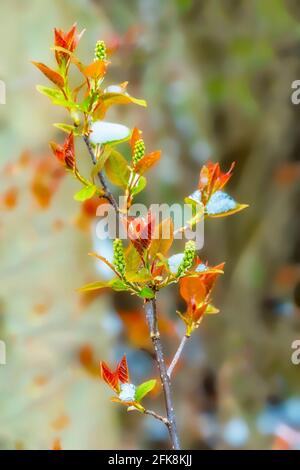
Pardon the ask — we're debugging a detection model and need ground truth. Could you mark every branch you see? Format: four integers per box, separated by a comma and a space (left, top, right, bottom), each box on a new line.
83, 135, 120, 214
144, 409, 169, 427
83, 138, 180, 448
144, 298, 180, 450
167, 335, 189, 378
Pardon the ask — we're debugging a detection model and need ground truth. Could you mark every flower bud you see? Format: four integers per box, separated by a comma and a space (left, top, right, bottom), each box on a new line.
113, 239, 126, 277
94, 40, 107, 61
176, 240, 196, 277
132, 139, 145, 166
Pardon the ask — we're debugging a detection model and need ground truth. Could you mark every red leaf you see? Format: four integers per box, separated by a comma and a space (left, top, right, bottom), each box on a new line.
100, 361, 119, 393
32, 61, 64, 88
127, 211, 155, 256
117, 355, 129, 384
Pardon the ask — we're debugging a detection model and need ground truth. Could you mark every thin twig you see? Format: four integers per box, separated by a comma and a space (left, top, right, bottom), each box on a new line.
167, 335, 189, 378
144, 298, 180, 450
144, 409, 169, 427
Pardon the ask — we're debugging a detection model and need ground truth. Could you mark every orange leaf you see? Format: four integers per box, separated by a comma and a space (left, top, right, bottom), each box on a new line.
180, 277, 206, 304
130, 127, 142, 151
134, 150, 161, 175
84, 60, 107, 79
32, 61, 64, 88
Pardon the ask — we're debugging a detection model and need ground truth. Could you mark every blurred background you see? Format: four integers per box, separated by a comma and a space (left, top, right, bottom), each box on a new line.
0, 0, 300, 450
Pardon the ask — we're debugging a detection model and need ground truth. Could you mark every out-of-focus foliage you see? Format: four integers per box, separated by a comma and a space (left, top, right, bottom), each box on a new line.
0, 0, 300, 450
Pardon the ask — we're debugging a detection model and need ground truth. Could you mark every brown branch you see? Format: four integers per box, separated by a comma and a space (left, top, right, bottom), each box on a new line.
144, 298, 180, 450
83, 138, 180, 448
83, 135, 120, 214
144, 409, 169, 427
167, 334, 189, 378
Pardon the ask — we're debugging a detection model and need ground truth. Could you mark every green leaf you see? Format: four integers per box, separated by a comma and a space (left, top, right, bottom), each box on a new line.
74, 185, 97, 202
78, 277, 127, 293
36, 85, 77, 109
104, 150, 130, 188
109, 278, 128, 291
125, 268, 152, 283
36, 85, 62, 100
135, 379, 157, 402
125, 245, 142, 273
138, 287, 155, 299
53, 123, 79, 135
91, 146, 112, 180
131, 176, 147, 196
78, 281, 109, 292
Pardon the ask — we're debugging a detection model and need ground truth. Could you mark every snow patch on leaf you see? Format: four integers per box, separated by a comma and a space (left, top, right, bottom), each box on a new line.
168, 253, 184, 274
195, 263, 208, 273
119, 383, 136, 402
206, 191, 237, 215
89, 121, 130, 145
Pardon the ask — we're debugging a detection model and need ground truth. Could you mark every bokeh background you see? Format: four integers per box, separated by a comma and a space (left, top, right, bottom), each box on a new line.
1, 0, 300, 450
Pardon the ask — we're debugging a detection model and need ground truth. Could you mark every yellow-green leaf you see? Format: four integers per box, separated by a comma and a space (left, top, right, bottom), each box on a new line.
138, 287, 155, 299
135, 379, 157, 402
74, 185, 97, 202
149, 217, 174, 259
105, 150, 130, 188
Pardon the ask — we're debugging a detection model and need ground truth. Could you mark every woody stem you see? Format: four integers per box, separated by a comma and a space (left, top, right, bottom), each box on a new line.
144, 298, 180, 450
167, 334, 189, 378
144, 409, 169, 427
83, 135, 119, 214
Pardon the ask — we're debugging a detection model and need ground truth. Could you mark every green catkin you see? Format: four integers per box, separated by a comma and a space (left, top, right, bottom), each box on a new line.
176, 240, 196, 277
113, 239, 126, 277
133, 139, 145, 166
94, 40, 107, 61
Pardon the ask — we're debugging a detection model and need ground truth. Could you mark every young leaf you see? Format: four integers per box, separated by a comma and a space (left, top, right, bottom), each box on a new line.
91, 146, 112, 180
78, 280, 110, 292
84, 59, 107, 79
36, 85, 63, 100
54, 123, 79, 134
125, 245, 142, 273
109, 278, 128, 291
138, 287, 155, 299
205, 304, 220, 314
125, 269, 152, 283
135, 379, 157, 402
32, 62, 64, 88
101, 361, 120, 393
105, 150, 130, 188
117, 355, 129, 384
102, 92, 147, 110
205, 191, 248, 217
149, 217, 174, 259
130, 175, 147, 196
74, 185, 97, 202
134, 150, 161, 175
